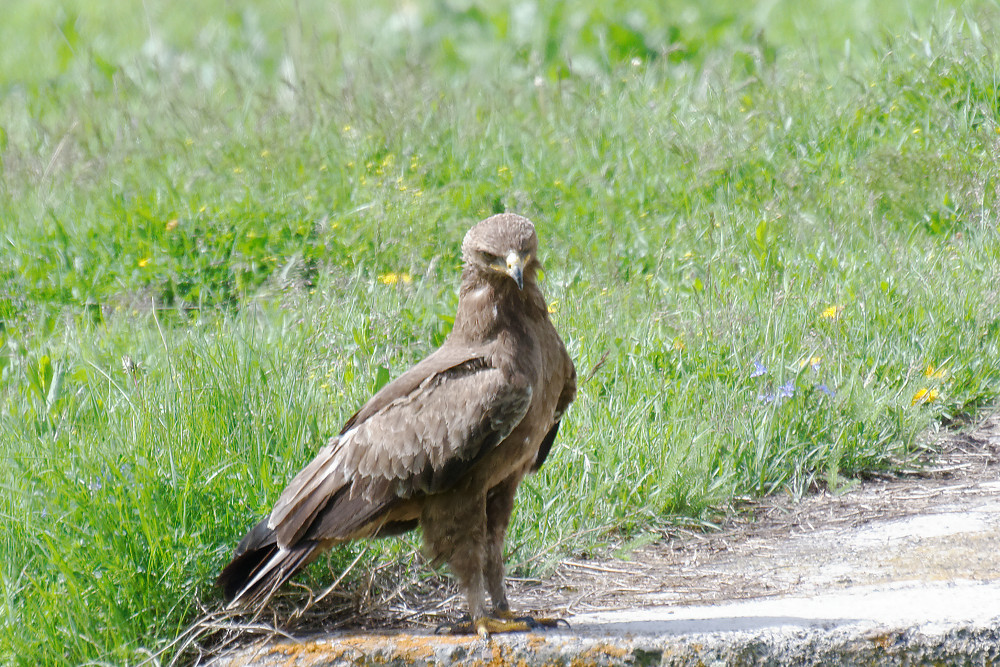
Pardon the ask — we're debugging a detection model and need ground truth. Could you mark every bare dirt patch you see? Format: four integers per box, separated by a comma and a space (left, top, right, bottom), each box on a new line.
504, 410, 1000, 618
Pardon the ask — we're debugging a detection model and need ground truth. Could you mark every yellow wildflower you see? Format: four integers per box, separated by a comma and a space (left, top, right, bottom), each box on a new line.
821, 305, 844, 320
924, 364, 947, 379
672, 337, 686, 351
138, 257, 151, 268
165, 219, 178, 231
799, 355, 823, 368
911, 388, 939, 405
547, 300, 558, 314
376, 153, 395, 175
378, 272, 412, 286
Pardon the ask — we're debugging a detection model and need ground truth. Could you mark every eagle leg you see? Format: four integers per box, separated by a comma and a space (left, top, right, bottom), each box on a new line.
484, 476, 520, 614
421, 493, 491, 625
425, 479, 566, 638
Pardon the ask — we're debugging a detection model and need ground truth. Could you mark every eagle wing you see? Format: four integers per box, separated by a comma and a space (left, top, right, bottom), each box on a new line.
217, 345, 532, 604
269, 347, 532, 547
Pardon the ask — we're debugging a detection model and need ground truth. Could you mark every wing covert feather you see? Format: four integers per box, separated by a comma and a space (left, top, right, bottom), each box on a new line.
267, 355, 532, 548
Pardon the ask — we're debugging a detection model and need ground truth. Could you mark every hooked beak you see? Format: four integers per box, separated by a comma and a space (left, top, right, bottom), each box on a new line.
505, 250, 525, 290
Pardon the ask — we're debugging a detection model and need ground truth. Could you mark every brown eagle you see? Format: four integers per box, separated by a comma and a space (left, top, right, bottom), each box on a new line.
216, 213, 577, 636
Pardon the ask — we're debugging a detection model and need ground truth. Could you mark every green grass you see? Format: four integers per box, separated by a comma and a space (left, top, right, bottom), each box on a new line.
4, 0, 1000, 663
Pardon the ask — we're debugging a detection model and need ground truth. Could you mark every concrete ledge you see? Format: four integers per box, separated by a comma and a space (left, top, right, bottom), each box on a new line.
213, 580, 1000, 666
212, 625, 1000, 667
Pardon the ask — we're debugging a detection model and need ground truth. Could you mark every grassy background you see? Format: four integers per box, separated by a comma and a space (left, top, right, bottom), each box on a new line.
3, 0, 1000, 663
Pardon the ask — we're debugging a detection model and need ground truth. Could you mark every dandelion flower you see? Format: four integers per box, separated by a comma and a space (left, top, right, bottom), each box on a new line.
821, 305, 844, 320
911, 388, 939, 405
924, 364, 947, 379
138, 257, 151, 267
378, 272, 412, 286
798, 355, 823, 372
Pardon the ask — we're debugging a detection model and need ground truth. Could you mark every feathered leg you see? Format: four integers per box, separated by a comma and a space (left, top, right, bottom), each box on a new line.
484, 477, 517, 613
482, 475, 565, 632
421, 492, 491, 632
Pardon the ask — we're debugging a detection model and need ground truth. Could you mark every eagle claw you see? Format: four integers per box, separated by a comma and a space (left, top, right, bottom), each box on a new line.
437, 613, 567, 636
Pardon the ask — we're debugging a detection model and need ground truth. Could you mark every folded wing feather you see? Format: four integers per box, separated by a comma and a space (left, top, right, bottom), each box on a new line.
267, 353, 532, 550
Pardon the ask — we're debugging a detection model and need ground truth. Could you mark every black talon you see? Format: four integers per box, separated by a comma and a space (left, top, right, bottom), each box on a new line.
435, 614, 472, 635
513, 615, 567, 631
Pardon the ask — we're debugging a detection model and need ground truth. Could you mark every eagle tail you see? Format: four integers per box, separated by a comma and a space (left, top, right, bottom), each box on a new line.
216, 518, 320, 608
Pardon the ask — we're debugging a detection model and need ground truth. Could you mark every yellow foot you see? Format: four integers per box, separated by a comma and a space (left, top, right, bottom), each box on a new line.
438, 613, 569, 637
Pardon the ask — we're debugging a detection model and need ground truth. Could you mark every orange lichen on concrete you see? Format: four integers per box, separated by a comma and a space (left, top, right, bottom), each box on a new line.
231, 631, 645, 667
566, 642, 631, 667
269, 638, 355, 665
263, 632, 497, 666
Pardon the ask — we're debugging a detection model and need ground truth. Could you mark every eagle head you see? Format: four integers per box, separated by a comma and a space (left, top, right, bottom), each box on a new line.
462, 213, 541, 290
